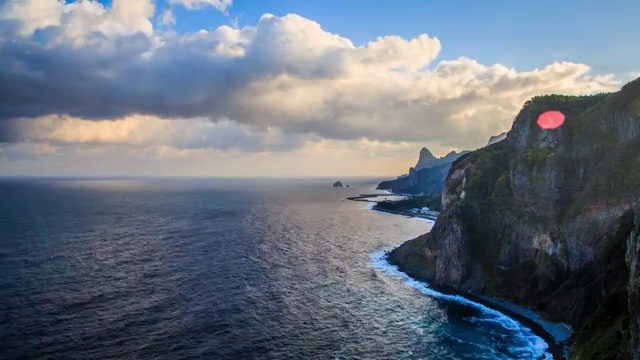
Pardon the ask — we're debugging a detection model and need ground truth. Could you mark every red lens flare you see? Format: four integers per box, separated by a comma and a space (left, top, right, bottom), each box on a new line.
537, 110, 565, 130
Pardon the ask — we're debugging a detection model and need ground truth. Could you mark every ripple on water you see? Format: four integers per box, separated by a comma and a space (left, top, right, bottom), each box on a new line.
1, 179, 553, 360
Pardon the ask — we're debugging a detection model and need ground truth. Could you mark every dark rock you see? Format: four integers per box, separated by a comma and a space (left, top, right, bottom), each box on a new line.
377, 150, 470, 195
378, 136, 510, 196
628, 201, 640, 360
488, 132, 507, 145
332, 181, 343, 187
390, 76, 640, 358
415, 147, 437, 170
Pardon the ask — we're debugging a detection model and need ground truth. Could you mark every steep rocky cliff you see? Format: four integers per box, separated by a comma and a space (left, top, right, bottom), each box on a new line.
415, 147, 438, 170
389, 77, 640, 359
628, 202, 640, 360
377, 149, 469, 194
415, 148, 468, 171
487, 132, 507, 145
377, 162, 452, 195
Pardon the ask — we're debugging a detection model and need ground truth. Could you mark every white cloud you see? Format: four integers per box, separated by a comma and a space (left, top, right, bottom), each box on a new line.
0, 0, 65, 36
170, 0, 233, 12
0, 142, 59, 160
159, 8, 176, 25
1, 115, 313, 153
0, 138, 416, 177
0, 0, 155, 40
0, 0, 630, 176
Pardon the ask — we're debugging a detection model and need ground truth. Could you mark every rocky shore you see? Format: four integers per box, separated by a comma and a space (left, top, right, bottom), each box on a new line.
388, 78, 640, 359
359, 192, 571, 358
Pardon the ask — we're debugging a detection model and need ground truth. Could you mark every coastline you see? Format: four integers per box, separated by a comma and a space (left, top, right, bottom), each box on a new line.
347, 192, 438, 222
384, 251, 568, 360
386, 250, 569, 360
354, 191, 570, 359
370, 206, 438, 222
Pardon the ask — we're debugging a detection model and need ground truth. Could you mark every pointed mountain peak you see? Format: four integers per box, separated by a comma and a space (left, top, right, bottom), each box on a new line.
415, 147, 437, 170
419, 147, 435, 159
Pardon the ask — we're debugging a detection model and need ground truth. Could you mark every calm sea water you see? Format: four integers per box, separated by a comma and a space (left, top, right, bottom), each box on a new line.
0, 178, 550, 359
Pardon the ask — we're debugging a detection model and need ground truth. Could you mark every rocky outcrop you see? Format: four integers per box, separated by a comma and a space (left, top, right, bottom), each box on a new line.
628, 202, 640, 360
487, 132, 507, 145
377, 162, 452, 195
377, 149, 469, 194
332, 181, 343, 187
415, 147, 437, 170
389, 77, 640, 359
416, 149, 469, 171
378, 135, 510, 195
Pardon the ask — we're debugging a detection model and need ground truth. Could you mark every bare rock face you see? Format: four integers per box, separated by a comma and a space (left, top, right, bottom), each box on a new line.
417, 205, 469, 285
377, 148, 470, 194
389, 77, 640, 358
628, 202, 640, 360
487, 132, 507, 145
415, 147, 437, 170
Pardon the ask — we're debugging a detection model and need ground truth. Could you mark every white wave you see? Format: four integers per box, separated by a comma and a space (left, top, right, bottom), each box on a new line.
369, 250, 553, 360
410, 217, 435, 225
370, 188, 393, 194
364, 201, 377, 210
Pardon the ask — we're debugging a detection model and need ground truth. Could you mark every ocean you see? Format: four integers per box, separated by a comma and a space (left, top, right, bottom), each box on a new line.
0, 178, 551, 359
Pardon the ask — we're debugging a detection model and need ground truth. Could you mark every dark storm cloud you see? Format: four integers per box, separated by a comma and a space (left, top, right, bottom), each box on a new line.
0, 23, 233, 120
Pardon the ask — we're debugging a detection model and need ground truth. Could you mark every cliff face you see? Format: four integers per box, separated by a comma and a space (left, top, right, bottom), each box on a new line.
415, 147, 437, 170
628, 202, 640, 360
487, 132, 507, 145
390, 77, 640, 359
416, 149, 470, 171
377, 162, 452, 195
377, 149, 469, 194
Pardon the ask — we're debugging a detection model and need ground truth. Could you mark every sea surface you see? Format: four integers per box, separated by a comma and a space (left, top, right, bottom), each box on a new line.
0, 178, 551, 359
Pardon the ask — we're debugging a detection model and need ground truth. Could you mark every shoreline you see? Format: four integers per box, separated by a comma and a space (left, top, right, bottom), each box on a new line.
356, 191, 570, 359
346, 193, 438, 221
384, 250, 568, 360
386, 251, 569, 360
370, 205, 439, 222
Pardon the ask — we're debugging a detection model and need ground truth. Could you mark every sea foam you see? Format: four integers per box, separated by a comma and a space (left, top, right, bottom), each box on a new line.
369, 250, 553, 360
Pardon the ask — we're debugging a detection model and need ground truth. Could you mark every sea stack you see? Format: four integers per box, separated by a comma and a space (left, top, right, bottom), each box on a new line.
332, 181, 344, 187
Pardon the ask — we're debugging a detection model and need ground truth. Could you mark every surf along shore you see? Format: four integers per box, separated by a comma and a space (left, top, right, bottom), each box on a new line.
348, 192, 572, 359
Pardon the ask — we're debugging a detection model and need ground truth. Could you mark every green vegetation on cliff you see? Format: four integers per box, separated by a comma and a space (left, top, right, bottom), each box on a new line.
389, 77, 640, 359
377, 162, 453, 195
559, 210, 634, 360
375, 193, 442, 213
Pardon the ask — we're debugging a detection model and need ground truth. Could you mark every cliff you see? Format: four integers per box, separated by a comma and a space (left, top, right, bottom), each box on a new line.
389, 77, 640, 359
377, 149, 469, 194
415, 147, 437, 170
377, 162, 452, 195
628, 202, 640, 360
488, 132, 507, 145
415, 148, 468, 171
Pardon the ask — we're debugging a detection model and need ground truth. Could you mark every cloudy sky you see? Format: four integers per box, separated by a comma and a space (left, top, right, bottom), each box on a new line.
0, 0, 638, 177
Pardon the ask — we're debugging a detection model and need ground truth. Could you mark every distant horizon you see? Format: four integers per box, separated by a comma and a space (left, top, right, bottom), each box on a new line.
0, 175, 395, 181
0, 0, 637, 177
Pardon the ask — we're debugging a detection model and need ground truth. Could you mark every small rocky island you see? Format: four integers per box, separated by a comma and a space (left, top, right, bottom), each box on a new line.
332, 181, 344, 187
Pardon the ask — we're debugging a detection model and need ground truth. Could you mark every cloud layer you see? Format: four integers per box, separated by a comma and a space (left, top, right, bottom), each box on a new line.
0, 0, 624, 169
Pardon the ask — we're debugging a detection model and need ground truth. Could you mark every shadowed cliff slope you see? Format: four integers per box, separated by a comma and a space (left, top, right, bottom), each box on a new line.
377, 150, 469, 194
389, 77, 640, 359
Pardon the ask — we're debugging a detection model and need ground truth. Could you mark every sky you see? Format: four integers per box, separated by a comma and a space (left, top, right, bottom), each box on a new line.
0, 0, 638, 177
